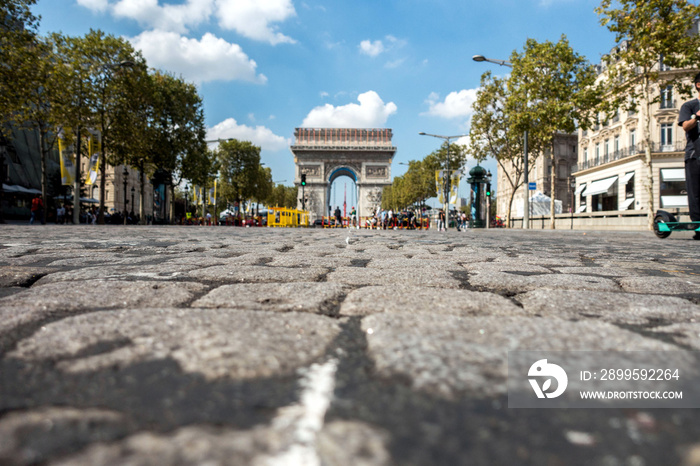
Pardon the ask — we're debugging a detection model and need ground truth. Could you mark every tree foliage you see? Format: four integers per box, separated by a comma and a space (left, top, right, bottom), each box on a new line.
595, 0, 700, 230
469, 35, 599, 227
217, 139, 264, 215
382, 142, 468, 211
0, 0, 40, 125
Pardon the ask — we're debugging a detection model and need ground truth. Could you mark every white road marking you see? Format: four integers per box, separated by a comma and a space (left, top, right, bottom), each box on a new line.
258, 358, 339, 466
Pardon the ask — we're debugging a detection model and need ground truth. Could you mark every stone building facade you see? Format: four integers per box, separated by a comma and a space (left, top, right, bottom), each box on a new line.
290, 128, 395, 221
496, 133, 578, 223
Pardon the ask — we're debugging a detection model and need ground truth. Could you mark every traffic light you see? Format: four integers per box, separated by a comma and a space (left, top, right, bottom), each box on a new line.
486, 183, 491, 198
301, 173, 306, 186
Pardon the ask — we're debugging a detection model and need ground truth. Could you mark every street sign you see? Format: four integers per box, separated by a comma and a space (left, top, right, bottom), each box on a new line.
528, 182, 536, 190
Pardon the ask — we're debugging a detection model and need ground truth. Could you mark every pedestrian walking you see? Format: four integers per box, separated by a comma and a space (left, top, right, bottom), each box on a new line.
678, 71, 700, 240
334, 206, 342, 227
438, 209, 445, 231
30, 195, 43, 225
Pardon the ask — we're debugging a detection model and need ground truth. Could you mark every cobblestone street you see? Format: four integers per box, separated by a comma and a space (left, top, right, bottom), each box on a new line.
1, 225, 700, 465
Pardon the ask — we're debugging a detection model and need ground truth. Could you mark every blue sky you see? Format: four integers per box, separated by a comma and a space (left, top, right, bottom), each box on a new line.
33, 0, 616, 205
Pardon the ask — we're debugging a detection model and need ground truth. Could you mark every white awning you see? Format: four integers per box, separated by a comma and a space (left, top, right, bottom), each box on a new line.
574, 184, 587, 195
581, 176, 618, 197
661, 168, 685, 182
620, 198, 635, 210
661, 195, 688, 208
2, 184, 42, 195
577, 205, 587, 213
621, 172, 635, 185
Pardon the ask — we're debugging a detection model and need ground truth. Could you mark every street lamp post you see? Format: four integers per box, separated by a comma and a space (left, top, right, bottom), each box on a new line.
419, 132, 467, 231
472, 54, 529, 229
570, 177, 576, 230
486, 170, 492, 229
184, 185, 189, 223
131, 186, 135, 217
122, 167, 128, 225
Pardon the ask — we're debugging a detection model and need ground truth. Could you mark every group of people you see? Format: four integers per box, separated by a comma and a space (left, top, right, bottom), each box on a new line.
364, 208, 425, 230
436, 209, 470, 231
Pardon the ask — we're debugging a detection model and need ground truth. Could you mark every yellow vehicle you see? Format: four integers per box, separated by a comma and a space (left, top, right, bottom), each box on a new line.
267, 207, 310, 227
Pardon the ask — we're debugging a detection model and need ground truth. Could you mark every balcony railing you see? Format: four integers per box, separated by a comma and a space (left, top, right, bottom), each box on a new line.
572, 141, 685, 172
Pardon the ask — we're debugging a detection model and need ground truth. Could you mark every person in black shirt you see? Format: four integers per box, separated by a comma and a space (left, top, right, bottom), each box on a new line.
677, 71, 700, 239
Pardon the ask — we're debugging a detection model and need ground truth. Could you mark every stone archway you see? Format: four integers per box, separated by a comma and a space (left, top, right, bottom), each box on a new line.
290, 128, 396, 222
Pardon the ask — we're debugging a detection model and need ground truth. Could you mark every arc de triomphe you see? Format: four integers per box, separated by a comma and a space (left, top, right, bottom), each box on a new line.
290, 128, 396, 221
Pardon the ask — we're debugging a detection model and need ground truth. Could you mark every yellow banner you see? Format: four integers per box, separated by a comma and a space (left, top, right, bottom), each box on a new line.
86, 129, 101, 185
208, 180, 216, 205
58, 129, 75, 186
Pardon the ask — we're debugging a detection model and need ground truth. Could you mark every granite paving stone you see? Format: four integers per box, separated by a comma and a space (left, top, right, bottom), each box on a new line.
192, 282, 348, 315
0, 408, 129, 465
185, 265, 330, 283
1, 225, 699, 465
35, 264, 202, 284
465, 269, 622, 293
0, 266, 51, 287
361, 314, 678, 400
619, 276, 700, 295
0, 280, 206, 313
327, 266, 462, 288
340, 285, 524, 317
9, 308, 342, 380
517, 289, 700, 325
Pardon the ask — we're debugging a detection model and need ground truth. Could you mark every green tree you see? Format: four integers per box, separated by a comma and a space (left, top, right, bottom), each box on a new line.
0, 0, 40, 126
217, 139, 262, 218
149, 71, 207, 223
12, 34, 70, 224
596, 0, 700, 230
251, 166, 273, 213
508, 35, 599, 228
470, 37, 598, 228
469, 72, 524, 227
74, 30, 142, 225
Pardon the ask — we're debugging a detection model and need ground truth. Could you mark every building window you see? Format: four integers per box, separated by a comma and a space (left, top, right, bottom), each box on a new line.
630, 129, 636, 150
106, 190, 109, 201
660, 168, 687, 208
604, 139, 610, 156
660, 123, 673, 150
584, 176, 619, 212
584, 148, 588, 163
614, 135, 620, 154
577, 183, 587, 212
595, 143, 600, 161
624, 172, 635, 198
660, 86, 674, 109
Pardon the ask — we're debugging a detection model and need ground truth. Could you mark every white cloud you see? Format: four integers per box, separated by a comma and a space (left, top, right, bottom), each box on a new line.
359, 40, 384, 57
359, 35, 406, 58
207, 118, 290, 151
112, 0, 214, 34
319, 91, 329, 98
78, 0, 295, 44
77, 0, 110, 12
129, 30, 266, 84
302, 91, 397, 128
216, 0, 296, 45
384, 58, 405, 69
424, 89, 478, 119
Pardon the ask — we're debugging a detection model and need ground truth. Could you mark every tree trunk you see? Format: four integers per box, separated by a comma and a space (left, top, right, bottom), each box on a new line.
169, 185, 175, 224
40, 129, 47, 225
550, 146, 556, 230
506, 185, 518, 229
98, 122, 107, 225
642, 75, 654, 231
139, 161, 146, 225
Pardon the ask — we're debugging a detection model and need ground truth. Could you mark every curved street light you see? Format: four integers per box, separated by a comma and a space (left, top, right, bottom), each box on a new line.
418, 132, 467, 231
472, 54, 529, 229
